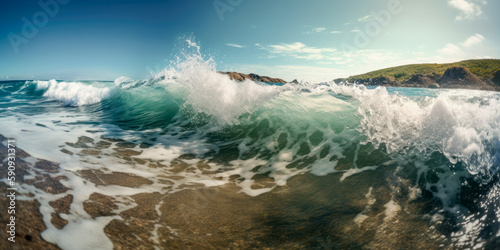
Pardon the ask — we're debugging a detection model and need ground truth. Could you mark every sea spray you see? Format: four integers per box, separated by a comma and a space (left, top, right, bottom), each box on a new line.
159, 39, 282, 125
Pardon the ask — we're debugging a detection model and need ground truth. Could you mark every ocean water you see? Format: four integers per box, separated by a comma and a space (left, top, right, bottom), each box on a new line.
1, 42, 500, 249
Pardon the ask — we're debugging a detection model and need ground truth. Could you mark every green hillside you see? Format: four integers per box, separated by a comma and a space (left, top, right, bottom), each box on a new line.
348, 59, 500, 81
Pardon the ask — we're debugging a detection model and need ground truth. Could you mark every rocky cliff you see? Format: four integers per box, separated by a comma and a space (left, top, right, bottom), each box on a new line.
349, 76, 400, 87
347, 66, 498, 91
219, 72, 287, 84
492, 70, 500, 86
402, 73, 440, 87
437, 66, 486, 88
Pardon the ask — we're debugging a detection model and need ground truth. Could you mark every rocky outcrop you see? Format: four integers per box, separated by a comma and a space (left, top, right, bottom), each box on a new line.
220, 72, 252, 81
219, 72, 286, 84
249, 73, 287, 83
492, 70, 500, 86
402, 73, 440, 87
334, 78, 347, 83
428, 83, 440, 89
437, 67, 484, 87
355, 76, 400, 87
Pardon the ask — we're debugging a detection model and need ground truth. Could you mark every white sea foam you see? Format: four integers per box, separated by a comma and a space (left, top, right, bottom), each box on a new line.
114, 76, 134, 86
340, 166, 379, 182
383, 199, 401, 221
354, 187, 376, 225
157, 40, 282, 125
34, 79, 114, 106
331, 85, 500, 180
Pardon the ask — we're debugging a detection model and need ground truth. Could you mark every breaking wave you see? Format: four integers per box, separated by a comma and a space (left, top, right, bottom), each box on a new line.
2, 39, 499, 248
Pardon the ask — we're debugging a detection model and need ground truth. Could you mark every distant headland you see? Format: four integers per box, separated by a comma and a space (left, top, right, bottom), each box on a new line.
221, 59, 500, 91
218, 72, 287, 84
338, 59, 500, 91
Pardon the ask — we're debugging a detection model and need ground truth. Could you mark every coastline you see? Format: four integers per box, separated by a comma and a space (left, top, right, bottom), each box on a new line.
222, 59, 500, 92
340, 60, 500, 91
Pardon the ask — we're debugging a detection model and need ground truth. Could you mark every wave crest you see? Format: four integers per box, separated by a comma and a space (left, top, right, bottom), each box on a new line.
33, 79, 114, 106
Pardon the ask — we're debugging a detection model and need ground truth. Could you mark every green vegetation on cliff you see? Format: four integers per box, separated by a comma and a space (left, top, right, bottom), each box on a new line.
348, 59, 500, 81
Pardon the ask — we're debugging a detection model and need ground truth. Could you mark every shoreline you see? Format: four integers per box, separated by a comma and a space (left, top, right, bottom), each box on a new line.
0, 140, 450, 249
0, 134, 451, 249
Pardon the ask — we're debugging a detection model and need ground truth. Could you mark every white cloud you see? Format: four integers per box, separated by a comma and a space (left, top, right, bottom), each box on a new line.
358, 15, 378, 22
234, 44, 482, 81
232, 49, 406, 81
296, 54, 325, 60
267, 42, 336, 54
236, 34, 494, 81
266, 42, 337, 61
312, 27, 326, 32
448, 0, 485, 21
461, 34, 485, 47
438, 43, 464, 56
263, 42, 403, 75
475, 55, 493, 59
434, 34, 486, 60
330, 31, 343, 34
268, 42, 306, 52
416, 42, 471, 63
264, 42, 403, 65
351, 29, 361, 33
311, 27, 326, 33
226, 43, 244, 48
406, 37, 490, 64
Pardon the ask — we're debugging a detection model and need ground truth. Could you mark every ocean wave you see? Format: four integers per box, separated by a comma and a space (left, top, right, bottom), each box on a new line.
21, 42, 500, 188
3, 39, 500, 248
340, 85, 500, 182
32, 79, 114, 106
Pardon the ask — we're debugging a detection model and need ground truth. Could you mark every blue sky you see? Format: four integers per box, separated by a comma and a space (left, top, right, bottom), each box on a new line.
0, 0, 498, 81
